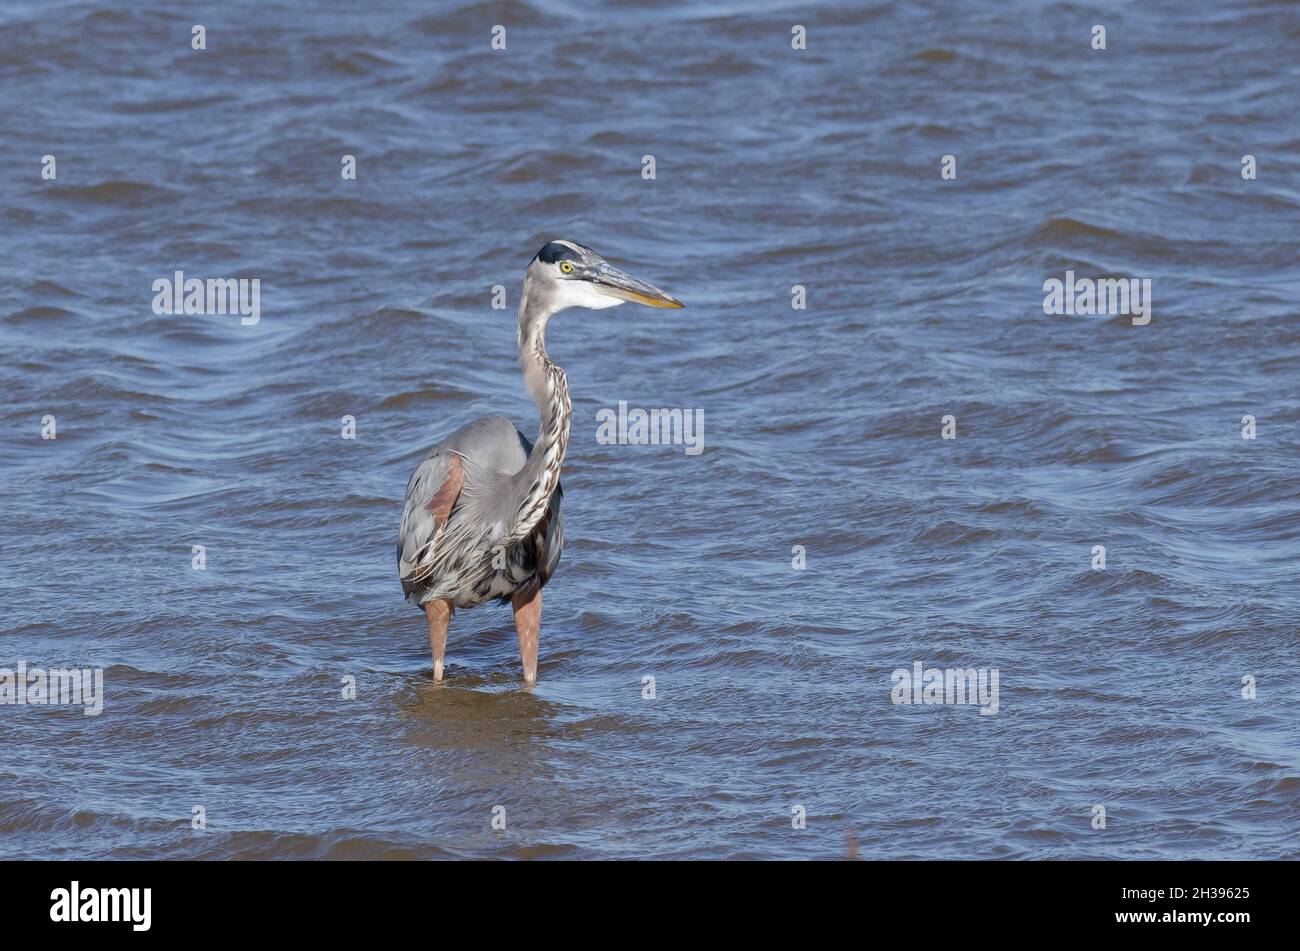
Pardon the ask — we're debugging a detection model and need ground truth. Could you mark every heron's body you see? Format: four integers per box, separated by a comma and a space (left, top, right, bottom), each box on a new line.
396, 240, 681, 683
398, 416, 564, 609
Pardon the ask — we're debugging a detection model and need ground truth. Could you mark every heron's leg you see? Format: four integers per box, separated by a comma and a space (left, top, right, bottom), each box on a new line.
424, 599, 454, 682
512, 588, 542, 684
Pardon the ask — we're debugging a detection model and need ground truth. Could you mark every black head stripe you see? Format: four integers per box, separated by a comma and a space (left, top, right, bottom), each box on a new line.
536, 242, 581, 265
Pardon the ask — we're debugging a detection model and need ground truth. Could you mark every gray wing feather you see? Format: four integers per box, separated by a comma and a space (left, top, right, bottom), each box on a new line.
397, 451, 459, 598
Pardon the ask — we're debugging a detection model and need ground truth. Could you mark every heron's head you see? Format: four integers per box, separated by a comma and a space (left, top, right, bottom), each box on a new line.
525, 240, 683, 313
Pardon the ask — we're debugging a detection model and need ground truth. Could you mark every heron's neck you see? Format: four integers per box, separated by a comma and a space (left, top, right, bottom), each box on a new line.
508, 282, 571, 544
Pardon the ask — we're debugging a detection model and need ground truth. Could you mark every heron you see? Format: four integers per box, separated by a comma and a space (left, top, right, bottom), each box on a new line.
397, 240, 683, 684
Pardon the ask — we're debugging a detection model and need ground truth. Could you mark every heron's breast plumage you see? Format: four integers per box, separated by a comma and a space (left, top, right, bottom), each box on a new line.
398, 414, 564, 610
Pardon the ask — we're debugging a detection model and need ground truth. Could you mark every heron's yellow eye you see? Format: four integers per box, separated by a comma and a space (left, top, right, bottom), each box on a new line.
559, 261, 574, 274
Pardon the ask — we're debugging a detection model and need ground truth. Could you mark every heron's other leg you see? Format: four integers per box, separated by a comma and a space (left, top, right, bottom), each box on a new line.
425, 598, 454, 682
512, 588, 542, 684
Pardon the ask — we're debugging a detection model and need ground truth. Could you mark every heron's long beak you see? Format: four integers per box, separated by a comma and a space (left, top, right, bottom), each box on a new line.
591, 262, 684, 309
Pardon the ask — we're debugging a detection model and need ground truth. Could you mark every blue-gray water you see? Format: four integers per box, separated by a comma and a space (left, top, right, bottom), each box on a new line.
1, 0, 1297, 859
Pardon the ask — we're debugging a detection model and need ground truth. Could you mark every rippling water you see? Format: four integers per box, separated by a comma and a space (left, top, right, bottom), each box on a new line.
1, 0, 1298, 859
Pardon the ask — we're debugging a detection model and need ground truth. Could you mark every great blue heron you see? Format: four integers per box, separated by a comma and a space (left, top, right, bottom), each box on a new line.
397, 240, 683, 684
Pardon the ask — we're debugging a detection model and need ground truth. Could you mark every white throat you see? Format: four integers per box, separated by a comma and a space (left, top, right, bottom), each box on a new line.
552, 280, 624, 311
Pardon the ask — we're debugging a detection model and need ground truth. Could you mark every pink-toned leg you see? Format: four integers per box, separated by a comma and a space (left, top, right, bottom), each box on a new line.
425, 599, 454, 682
512, 588, 542, 684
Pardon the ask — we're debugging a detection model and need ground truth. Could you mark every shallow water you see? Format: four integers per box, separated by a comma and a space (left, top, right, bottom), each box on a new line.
1, 0, 1298, 859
